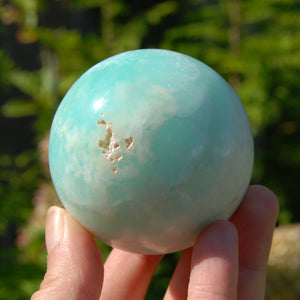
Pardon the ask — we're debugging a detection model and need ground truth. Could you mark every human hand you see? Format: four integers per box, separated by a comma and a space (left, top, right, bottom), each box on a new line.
31, 185, 278, 300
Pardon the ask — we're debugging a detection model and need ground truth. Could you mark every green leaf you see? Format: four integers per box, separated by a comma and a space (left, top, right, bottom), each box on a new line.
1, 99, 37, 118
8, 70, 40, 97
146, 1, 178, 25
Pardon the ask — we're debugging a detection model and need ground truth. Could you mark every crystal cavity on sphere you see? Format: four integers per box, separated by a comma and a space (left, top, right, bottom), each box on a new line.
49, 49, 254, 254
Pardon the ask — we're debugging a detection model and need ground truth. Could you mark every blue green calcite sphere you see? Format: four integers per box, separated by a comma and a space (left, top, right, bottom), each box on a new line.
49, 49, 254, 254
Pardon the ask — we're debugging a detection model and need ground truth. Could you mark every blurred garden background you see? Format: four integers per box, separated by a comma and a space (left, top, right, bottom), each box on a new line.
0, 0, 299, 299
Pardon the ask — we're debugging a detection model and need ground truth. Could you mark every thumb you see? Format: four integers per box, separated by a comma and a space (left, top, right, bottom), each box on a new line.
31, 206, 103, 300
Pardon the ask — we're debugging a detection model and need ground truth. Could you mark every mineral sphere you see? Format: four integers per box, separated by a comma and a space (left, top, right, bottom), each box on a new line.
49, 49, 254, 254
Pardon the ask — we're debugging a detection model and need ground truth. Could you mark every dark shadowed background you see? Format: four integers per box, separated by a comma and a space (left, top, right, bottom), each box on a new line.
0, 0, 299, 299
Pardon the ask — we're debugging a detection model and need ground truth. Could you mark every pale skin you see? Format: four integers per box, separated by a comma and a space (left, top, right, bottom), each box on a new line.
31, 185, 279, 300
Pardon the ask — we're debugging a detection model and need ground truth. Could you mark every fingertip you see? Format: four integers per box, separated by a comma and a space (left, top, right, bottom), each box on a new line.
188, 220, 239, 299
196, 220, 238, 240
32, 206, 103, 300
193, 220, 238, 260
242, 185, 280, 221
101, 249, 162, 299
249, 185, 279, 207
45, 206, 65, 254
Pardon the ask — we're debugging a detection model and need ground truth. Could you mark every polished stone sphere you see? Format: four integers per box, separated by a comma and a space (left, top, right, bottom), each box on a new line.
49, 49, 254, 254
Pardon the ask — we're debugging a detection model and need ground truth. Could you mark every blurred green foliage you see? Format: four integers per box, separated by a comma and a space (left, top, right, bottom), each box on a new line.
0, 0, 299, 299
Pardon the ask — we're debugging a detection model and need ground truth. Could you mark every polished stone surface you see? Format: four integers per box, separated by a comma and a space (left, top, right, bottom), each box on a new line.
49, 49, 254, 254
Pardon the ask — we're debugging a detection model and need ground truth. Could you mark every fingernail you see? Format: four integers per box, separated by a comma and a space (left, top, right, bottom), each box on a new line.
46, 206, 65, 253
